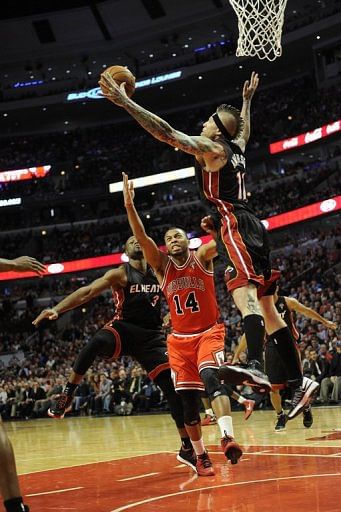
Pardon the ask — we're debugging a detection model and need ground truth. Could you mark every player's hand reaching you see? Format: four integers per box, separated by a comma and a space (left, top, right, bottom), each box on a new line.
201, 215, 217, 238
122, 172, 135, 207
242, 71, 259, 102
32, 308, 59, 327
324, 320, 337, 330
11, 256, 45, 276
99, 71, 128, 106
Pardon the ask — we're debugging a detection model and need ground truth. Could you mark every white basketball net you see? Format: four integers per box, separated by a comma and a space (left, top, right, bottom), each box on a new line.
229, 0, 288, 61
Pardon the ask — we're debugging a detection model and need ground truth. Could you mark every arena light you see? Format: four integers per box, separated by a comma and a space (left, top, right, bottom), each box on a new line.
109, 166, 195, 193
0, 197, 22, 207
0, 195, 339, 281
269, 119, 341, 154
0, 165, 51, 183
66, 70, 183, 101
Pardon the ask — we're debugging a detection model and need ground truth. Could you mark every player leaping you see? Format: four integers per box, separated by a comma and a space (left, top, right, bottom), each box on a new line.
99, 70, 318, 420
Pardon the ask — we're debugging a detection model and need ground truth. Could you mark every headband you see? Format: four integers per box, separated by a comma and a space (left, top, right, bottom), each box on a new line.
212, 112, 232, 140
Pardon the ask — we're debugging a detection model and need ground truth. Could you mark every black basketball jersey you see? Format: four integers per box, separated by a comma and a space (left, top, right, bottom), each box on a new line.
275, 295, 300, 342
112, 263, 162, 330
194, 137, 251, 211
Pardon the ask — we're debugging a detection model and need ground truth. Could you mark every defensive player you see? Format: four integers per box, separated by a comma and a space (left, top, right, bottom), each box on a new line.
0, 255, 45, 512
122, 172, 243, 476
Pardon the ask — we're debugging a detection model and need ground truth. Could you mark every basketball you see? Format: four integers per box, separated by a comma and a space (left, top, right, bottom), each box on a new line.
102, 65, 135, 98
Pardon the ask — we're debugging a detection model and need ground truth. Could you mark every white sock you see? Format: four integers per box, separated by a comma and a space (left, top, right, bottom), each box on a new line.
217, 415, 234, 438
191, 437, 205, 456
237, 395, 246, 404
205, 408, 214, 417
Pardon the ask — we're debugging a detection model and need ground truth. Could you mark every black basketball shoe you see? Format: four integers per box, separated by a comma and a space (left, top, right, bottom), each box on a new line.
303, 405, 313, 428
48, 393, 73, 419
177, 446, 197, 472
274, 412, 287, 432
218, 360, 271, 394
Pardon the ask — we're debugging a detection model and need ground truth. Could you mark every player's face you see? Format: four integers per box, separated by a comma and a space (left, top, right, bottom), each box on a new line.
125, 236, 143, 260
201, 115, 219, 138
164, 229, 189, 257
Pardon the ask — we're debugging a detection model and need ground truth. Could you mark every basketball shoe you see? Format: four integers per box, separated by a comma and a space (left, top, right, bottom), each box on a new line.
287, 378, 319, 420
303, 405, 313, 428
218, 361, 271, 394
201, 413, 217, 426
48, 393, 73, 419
274, 412, 287, 432
243, 399, 255, 420
221, 435, 243, 464
196, 451, 215, 476
177, 446, 197, 472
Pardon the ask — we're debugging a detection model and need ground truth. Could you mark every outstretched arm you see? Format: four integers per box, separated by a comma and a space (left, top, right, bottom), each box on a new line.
123, 173, 167, 272
196, 215, 218, 263
285, 297, 337, 330
32, 268, 125, 326
99, 73, 224, 158
234, 71, 259, 152
0, 256, 45, 276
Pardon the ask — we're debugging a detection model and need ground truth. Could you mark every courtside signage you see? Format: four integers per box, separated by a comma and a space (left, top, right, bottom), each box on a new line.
0, 195, 339, 281
0, 198, 22, 207
0, 165, 51, 183
67, 71, 183, 101
269, 119, 341, 154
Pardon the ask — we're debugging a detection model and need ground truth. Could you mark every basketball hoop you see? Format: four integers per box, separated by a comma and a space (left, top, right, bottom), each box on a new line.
228, 0, 288, 61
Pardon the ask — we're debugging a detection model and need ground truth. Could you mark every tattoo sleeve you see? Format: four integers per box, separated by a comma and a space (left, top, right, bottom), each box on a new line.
122, 98, 220, 156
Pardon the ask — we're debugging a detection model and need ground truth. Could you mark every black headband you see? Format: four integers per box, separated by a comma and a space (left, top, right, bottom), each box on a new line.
212, 112, 232, 140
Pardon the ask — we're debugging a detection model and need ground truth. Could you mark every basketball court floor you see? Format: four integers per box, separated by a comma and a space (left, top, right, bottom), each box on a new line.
7, 407, 341, 511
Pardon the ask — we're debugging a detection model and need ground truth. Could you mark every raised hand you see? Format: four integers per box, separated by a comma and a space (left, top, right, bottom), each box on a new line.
98, 71, 129, 106
12, 256, 45, 276
201, 215, 216, 236
32, 308, 59, 327
243, 71, 259, 101
324, 320, 337, 330
122, 172, 135, 206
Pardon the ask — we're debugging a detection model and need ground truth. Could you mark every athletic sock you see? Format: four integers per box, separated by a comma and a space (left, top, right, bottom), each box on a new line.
269, 327, 302, 385
63, 382, 78, 396
191, 438, 205, 456
243, 314, 265, 363
205, 408, 214, 417
217, 415, 234, 437
181, 437, 192, 450
237, 395, 246, 404
4, 497, 26, 512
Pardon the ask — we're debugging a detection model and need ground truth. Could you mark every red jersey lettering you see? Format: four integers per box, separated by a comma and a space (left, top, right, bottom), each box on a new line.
161, 252, 220, 334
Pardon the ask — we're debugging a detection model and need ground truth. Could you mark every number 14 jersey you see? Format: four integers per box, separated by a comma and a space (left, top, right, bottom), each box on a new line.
160, 251, 220, 335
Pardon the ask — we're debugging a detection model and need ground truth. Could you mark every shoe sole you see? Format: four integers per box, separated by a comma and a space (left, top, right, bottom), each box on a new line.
287, 381, 320, 420
219, 365, 271, 394
274, 426, 286, 432
224, 445, 243, 465
47, 405, 72, 420
176, 453, 197, 473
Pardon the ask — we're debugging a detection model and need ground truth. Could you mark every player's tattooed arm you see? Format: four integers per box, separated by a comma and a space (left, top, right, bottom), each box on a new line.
99, 72, 223, 157
234, 71, 259, 152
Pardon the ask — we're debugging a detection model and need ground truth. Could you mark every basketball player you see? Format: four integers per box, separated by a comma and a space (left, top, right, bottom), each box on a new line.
99, 70, 319, 419
236, 287, 337, 430
32, 236, 197, 472
0, 255, 45, 512
122, 172, 244, 476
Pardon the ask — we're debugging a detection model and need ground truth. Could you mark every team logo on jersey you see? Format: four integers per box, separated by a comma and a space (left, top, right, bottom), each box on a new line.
225, 266, 234, 273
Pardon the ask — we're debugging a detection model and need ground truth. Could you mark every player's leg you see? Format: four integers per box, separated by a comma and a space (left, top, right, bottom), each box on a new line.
264, 340, 287, 431
49, 327, 119, 419
200, 393, 217, 425
198, 323, 242, 464
0, 420, 29, 512
133, 330, 195, 468
260, 295, 319, 419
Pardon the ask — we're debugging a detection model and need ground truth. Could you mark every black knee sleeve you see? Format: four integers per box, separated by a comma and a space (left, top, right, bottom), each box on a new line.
200, 368, 228, 401
73, 329, 117, 375
178, 390, 201, 425
154, 370, 185, 429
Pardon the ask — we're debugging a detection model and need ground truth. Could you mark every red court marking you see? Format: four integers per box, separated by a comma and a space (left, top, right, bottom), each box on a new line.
21, 446, 341, 512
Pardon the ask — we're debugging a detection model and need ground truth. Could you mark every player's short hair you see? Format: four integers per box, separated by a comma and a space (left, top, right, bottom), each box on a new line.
164, 227, 188, 239
216, 104, 244, 139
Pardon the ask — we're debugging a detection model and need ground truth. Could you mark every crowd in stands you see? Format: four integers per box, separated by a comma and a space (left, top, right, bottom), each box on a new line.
0, 223, 339, 420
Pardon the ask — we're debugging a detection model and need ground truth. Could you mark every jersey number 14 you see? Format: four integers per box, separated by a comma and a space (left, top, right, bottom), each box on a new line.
173, 291, 200, 315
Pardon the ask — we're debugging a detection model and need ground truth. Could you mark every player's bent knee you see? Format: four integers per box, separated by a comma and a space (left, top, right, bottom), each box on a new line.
178, 390, 201, 425
200, 368, 227, 402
